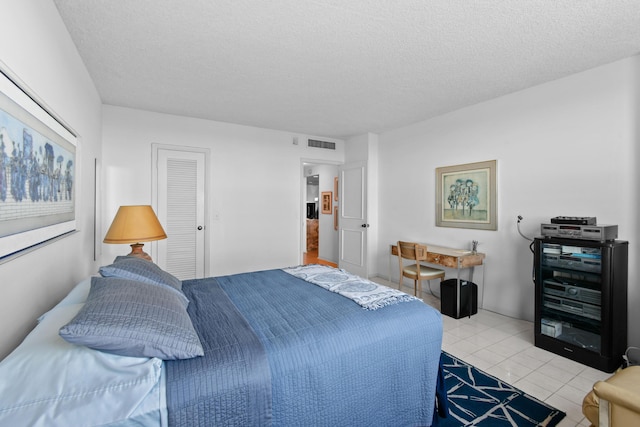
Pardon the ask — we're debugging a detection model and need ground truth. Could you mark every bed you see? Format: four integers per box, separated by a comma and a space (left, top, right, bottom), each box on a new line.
0, 259, 443, 426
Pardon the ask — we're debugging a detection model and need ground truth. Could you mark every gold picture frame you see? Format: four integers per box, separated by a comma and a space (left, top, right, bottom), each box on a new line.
321, 191, 332, 214
436, 160, 497, 230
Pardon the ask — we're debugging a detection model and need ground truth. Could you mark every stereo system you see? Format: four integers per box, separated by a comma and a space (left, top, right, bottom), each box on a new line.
542, 277, 602, 321
543, 279, 600, 305
542, 294, 601, 321
550, 216, 596, 225
542, 254, 601, 273
541, 223, 618, 241
539, 216, 612, 324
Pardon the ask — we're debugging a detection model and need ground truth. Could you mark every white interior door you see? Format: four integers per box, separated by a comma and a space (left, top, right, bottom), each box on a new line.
155, 147, 207, 280
338, 161, 368, 277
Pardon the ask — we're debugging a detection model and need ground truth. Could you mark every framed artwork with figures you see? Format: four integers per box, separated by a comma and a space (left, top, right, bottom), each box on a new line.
436, 160, 497, 230
0, 67, 77, 259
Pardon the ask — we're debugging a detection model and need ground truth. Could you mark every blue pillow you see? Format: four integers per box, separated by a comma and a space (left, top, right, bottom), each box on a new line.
99, 257, 188, 306
59, 277, 204, 360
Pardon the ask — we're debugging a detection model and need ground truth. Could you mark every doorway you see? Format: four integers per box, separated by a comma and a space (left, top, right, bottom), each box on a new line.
302, 162, 338, 267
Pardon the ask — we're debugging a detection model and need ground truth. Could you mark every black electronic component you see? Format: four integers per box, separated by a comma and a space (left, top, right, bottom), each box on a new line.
551, 216, 597, 225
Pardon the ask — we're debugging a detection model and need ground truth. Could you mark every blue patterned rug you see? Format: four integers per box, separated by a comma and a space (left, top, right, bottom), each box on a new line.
439, 352, 566, 426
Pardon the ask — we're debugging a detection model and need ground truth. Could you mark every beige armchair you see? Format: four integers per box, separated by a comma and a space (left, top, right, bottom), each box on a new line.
582, 366, 640, 427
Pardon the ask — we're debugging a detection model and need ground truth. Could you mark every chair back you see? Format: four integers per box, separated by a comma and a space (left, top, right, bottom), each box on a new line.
397, 241, 427, 262
396, 241, 443, 296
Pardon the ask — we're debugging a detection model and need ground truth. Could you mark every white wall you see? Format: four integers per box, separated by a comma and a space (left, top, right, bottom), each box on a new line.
376, 56, 640, 347
0, 0, 102, 360
102, 106, 344, 275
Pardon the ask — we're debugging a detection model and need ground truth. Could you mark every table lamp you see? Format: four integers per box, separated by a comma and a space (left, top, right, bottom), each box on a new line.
103, 205, 167, 261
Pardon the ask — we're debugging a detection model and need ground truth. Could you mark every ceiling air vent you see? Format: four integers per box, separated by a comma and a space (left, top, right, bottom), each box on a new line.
308, 139, 336, 150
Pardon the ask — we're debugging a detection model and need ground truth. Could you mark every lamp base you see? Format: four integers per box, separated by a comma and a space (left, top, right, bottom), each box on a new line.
127, 243, 153, 262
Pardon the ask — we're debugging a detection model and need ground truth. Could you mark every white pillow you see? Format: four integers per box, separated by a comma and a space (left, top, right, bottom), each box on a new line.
0, 303, 162, 427
56, 276, 93, 305
37, 277, 92, 323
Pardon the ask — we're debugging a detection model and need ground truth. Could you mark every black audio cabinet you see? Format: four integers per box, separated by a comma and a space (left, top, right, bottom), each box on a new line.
534, 237, 628, 372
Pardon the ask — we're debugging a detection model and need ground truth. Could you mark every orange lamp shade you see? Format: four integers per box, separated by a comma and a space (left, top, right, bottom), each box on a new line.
103, 205, 167, 244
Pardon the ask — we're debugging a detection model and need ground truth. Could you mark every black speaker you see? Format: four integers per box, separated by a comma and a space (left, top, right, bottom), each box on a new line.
440, 279, 478, 319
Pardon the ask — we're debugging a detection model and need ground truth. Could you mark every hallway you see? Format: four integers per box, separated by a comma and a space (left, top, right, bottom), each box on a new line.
303, 248, 337, 267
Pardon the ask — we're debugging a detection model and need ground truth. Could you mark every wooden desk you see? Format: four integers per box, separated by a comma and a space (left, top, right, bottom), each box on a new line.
390, 244, 485, 316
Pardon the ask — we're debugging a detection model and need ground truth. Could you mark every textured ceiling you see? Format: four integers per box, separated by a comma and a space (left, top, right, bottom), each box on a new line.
53, 0, 640, 139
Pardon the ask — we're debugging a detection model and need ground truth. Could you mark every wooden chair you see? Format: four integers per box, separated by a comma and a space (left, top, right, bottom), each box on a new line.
397, 241, 446, 296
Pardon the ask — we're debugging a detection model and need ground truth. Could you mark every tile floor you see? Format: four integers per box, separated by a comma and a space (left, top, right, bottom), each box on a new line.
372, 277, 612, 427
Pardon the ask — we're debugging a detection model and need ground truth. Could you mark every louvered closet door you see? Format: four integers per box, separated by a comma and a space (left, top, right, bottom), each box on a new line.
156, 149, 206, 280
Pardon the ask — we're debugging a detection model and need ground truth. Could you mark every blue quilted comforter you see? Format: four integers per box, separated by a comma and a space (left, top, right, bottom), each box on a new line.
165, 277, 272, 426
166, 269, 443, 426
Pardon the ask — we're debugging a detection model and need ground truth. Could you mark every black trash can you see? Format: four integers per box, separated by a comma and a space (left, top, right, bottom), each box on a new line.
440, 279, 478, 319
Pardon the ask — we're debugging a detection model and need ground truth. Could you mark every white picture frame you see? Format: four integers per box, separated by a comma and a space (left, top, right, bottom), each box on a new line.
0, 67, 77, 259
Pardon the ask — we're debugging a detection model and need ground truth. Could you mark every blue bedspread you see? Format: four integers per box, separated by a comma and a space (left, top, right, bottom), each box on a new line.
165, 279, 272, 426
167, 269, 443, 426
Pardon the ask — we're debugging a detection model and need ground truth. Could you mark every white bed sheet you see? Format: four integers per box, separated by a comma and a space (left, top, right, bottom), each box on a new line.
0, 279, 167, 427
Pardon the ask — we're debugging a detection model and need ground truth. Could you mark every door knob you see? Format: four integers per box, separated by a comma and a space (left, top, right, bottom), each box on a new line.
361, 224, 370, 228
197, 226, 203, 230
